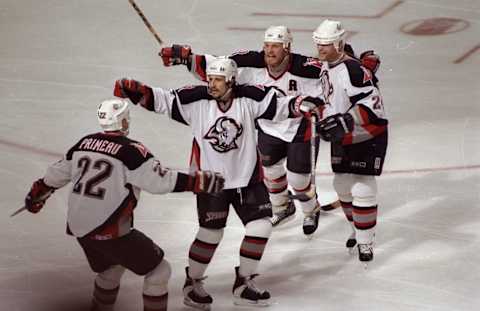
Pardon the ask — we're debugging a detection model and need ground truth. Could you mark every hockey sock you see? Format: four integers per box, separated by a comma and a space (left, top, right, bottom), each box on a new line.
341, 201, 354, 223
91, 282, 119, 311
352, 204, 377, 243
188, 228, 223, 278
143, 293, 168, 311
239, 219, 271, 276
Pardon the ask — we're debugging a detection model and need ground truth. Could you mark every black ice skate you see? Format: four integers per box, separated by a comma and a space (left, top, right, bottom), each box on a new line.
271, 200, 295, 227
303, 209, 320, 235
232, 266, 270, 307
183, 267, 213, 311
358, 243, 374, 262
346, 232, 357, 249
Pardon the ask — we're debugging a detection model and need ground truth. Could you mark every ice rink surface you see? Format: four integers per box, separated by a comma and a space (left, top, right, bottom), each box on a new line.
0, 0, 479, 310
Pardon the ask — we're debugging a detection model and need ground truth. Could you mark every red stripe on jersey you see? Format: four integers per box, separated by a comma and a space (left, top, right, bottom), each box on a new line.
189, 139, 201, 172
363, 124, 387, 137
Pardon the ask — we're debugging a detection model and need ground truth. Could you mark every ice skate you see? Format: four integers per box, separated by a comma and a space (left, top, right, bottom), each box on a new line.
303, 203, 321, 236
183, 267, 213, 311
270, 200, 296, 227
232, 266, 270, 307
358, 243, 374, 262
346, 232, 357, 254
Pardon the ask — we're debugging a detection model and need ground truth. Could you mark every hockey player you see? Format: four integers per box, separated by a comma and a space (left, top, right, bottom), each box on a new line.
159, 26, 326, 235
113, 58, 324, 309
23, 98, 225, 311
312, 20, 388, 262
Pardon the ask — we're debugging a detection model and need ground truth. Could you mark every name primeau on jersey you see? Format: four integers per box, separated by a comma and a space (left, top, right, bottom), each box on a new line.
79, 138, 122, 155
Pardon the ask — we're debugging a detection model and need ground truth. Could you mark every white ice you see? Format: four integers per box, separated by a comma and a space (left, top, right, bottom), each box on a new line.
0, 0, 479, 310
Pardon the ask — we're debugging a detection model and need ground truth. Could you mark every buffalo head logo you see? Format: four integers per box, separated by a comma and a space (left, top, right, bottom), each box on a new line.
204, 117, 243, 153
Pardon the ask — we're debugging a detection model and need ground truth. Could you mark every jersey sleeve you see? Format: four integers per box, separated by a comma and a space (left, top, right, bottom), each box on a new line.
151, 86, 196, 125
126, 157, 181, 194
342, 60, 388, 144
43, 157, 72, 189
189, 54, 220, 81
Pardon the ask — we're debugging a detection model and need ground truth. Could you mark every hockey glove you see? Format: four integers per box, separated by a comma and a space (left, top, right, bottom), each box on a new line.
318, 113, 354, 142
291, 96, 325, 118
159, 44, 192, 67
190, 171, 225, 194
360, 50, 380, 74
25, 179, 55, 214
114, 78, 154, 110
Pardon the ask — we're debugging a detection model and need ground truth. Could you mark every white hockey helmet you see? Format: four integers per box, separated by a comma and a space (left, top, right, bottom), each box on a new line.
206, 57, 237, 83
312, 20, 346, 51
97, 98, 130, 134
264, 25, 292, 49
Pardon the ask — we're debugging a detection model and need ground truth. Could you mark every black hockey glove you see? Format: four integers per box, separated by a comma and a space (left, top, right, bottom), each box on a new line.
360, 50, 380, 74
291, 96, 325, 118
25, 179, 55, 214
318, 113, 354, 142
114, 78, 154, 111
159, 44, 192, 66
190, 171, 225, 194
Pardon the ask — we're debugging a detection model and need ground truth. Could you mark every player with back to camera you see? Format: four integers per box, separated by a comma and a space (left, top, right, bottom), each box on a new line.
23, 98, 225, 311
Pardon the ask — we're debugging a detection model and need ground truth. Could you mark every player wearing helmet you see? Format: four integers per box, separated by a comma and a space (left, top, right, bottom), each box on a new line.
113, 58, 325, 309
22, 98, 225, 311
313, 20, 388, 262
160, 26, 332, 236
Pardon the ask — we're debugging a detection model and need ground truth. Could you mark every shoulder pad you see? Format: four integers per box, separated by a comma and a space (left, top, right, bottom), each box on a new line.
229, 50, 265, 68
289, 53, 322, 78
343, 59, 374, 88
175, 85, 211, 104
234, 84, 276, 101
118, 138, 154, 170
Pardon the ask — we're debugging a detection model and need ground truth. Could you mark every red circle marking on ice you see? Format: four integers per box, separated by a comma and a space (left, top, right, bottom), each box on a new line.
400, 17, 469, 36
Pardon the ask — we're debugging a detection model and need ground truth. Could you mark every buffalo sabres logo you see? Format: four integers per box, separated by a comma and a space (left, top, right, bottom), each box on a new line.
204, 116, 243, 153
319, 70, 334, 105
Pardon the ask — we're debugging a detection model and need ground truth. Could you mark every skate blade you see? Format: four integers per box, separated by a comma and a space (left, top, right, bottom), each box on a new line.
271, 214, 295, 228
233, 296, 270, 307
183, 298, 211, 311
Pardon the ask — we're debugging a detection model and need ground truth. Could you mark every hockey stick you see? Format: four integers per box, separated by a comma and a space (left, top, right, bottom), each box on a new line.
10, 206, 27, 217
10, 189, 54, 217
127, 0, 164, 46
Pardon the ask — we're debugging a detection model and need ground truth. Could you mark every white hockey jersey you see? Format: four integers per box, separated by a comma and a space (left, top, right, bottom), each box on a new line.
42, 132, 183, 239
151, 84, 295, 189
189, 51, 323, 142
319, 55, 388, 145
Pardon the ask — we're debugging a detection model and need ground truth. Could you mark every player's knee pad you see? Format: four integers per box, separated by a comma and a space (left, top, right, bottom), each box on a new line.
263, 158, 286, 179
245, 218, 272, 238
286, 170, 310, 191
95, 265, 126, 290
352, 175, 377, 207
196, 227, 224, 244
143, 259, 172, 296
333, 173, 354, 202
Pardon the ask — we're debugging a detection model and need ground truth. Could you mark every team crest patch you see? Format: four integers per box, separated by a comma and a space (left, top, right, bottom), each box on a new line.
204, 116, 243, 153
304, 57, 323, 69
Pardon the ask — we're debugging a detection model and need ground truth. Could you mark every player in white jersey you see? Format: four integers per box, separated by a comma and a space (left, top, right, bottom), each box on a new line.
113, 58, 324, 309
23, 99, 224, 311
159, 26, 333, 236
312, 20, 388, 262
